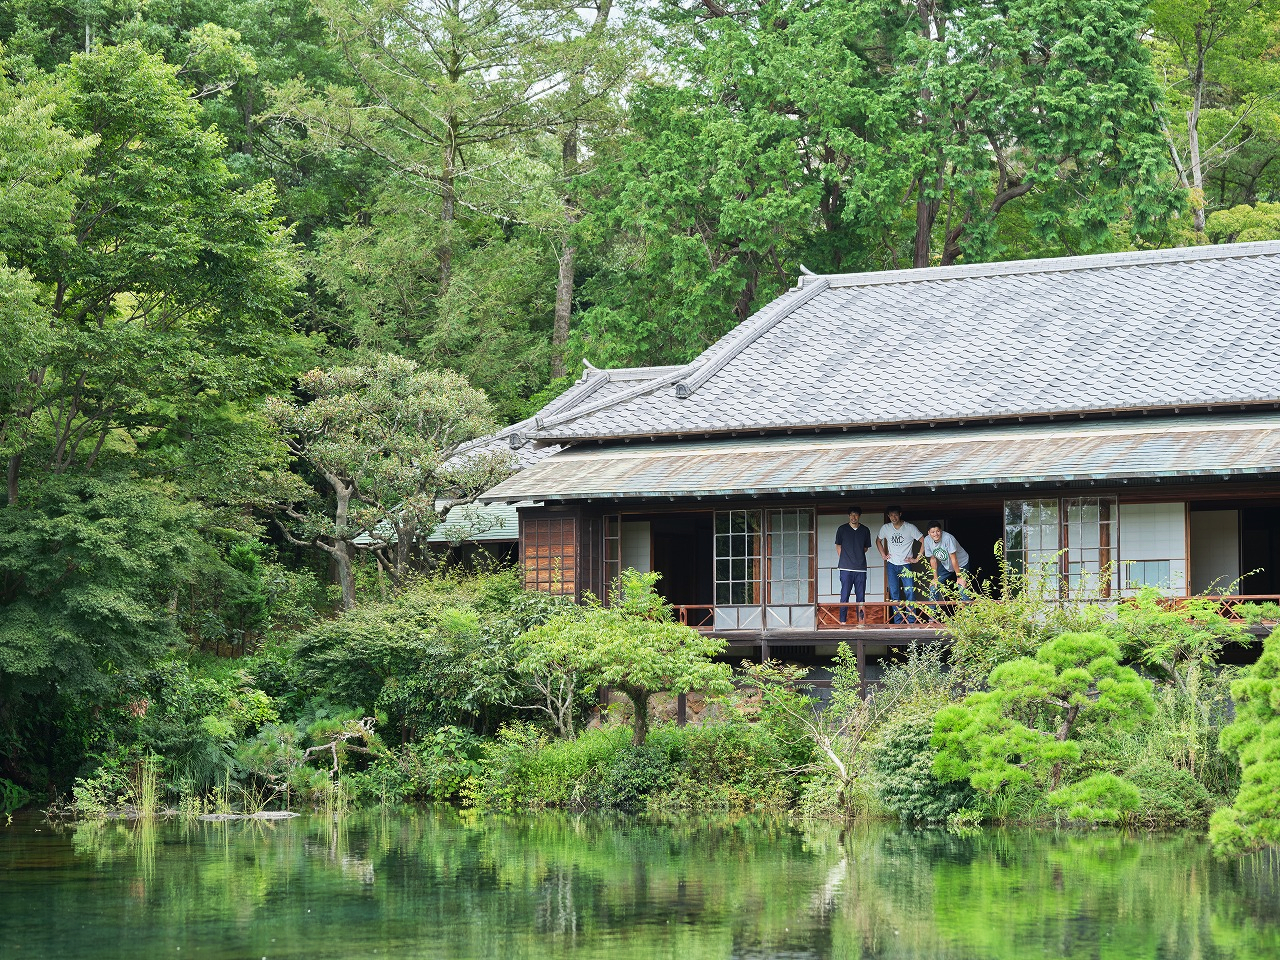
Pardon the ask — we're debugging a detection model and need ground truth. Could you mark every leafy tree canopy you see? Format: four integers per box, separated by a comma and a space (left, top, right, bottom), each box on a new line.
519, 571, 734, 745
265, 354, 512, 608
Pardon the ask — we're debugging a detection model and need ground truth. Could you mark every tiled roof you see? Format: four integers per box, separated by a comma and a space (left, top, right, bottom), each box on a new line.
426, 502, 518, 542
521, 242, 1280, 443
433, 362, 686, 539
482, 412, 1280, 503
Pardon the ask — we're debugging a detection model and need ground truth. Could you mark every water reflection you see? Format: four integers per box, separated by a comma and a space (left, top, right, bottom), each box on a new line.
1, 810, 1277, 959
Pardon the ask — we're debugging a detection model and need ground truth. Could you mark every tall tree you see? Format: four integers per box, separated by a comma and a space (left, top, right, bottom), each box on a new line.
265, 355, 512, 609
893, 0, 1174, 266
0, 42, 304, 789
574, 0, 1175, 368
546, 0, 628, 378
284, 0, 620, 293
0, 42, 300, 509
1149, 0, 1280, 233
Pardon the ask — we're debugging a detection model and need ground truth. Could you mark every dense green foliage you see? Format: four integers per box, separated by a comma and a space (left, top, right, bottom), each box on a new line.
872, 707, 977, 823
520, 571, 734, 746
932, 632, 1155, 822
1211, 627, 1280, 853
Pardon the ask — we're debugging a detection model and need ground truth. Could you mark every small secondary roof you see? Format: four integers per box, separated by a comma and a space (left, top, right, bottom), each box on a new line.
513, 242, 1280, 444
482, 413, 1280, 503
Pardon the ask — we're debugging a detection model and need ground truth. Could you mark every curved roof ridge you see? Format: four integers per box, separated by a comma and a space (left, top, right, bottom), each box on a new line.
820, 240, 1280, 289
676, 279, 831, 398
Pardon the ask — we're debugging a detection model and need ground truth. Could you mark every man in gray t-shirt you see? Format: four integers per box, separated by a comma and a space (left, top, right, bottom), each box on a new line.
876, 506, 923, 624
923, 520, 970, 600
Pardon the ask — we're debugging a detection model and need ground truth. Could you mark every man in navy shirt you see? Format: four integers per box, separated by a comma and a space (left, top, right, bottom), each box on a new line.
834, 507, 872, 624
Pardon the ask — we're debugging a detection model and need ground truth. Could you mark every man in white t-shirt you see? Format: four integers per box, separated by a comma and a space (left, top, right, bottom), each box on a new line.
876, 506, 922, 624
923, 520, 971, 601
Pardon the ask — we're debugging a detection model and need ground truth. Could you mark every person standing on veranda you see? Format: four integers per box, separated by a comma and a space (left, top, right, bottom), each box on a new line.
876, 506, 923, 624
923, 520, 971, 603
834, 507, 872, 624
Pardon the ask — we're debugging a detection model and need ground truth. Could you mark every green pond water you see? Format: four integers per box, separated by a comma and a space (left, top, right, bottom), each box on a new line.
2, 811, 1278, 959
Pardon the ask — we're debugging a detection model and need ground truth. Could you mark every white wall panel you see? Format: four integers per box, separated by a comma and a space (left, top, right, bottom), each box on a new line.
1191, 510, 1241, 595
620, 521, 651, 574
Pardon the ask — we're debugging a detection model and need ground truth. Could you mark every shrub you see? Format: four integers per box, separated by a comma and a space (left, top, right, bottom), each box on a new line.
465, 720, 803, 813
1125, 760, 1214, 828
593, 742, 675, 809
1211, 628, 1280, 854
872, 708, 975, 823
1233, 601, 1280, 625
742, 641, 950, 819
466, 723, 633, 810
71, 763, 132, 818
941, 550, 1106, 688
1046, 773, 1141, 823
932, 633, 1153, 816
649, 721, 801, 812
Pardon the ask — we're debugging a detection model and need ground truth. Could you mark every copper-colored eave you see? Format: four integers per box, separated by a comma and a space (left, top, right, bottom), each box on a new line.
527, 399, 1280, 448
488, 467, 1280, 504
483, 412, 1280, 504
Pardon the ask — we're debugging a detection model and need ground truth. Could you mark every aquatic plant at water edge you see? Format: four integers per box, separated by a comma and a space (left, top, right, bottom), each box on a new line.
1, 777, 30, 814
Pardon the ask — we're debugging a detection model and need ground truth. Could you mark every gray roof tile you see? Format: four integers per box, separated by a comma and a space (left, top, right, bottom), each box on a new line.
525, 242, 1280, 442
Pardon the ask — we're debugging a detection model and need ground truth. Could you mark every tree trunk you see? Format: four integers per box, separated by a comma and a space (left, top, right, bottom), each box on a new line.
6, 453, 18, 506
551, 123, 580, 379
1188, 36, 1207, 233
551, 243, 574, 379
332, 485, 358, 611
336, 541, 356, 611
626, 688, 650, 746
549, 0, 613, 374
440, 137, 457, 294
914, 180, 940, 268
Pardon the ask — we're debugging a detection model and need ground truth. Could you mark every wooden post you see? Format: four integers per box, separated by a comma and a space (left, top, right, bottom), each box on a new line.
677, 693, 687, 727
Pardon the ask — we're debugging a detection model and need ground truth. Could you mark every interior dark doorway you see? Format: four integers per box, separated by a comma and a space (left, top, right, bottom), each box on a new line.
936, 509, 1004, 594
1241, 506, 1280, 595
651, 514, 714, 607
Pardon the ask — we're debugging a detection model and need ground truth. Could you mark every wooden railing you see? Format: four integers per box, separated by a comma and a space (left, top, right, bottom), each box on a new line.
674, 605, 716, 629
670, 595, 1280, 632
816, 601, 954, 628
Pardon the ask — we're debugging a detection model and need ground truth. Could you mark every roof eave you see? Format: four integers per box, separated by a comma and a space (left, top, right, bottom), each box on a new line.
526, 399, 1280, 446
481, 466, 1279, 505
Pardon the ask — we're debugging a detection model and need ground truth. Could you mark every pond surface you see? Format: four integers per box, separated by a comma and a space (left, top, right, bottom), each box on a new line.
2, 810, 1278, 959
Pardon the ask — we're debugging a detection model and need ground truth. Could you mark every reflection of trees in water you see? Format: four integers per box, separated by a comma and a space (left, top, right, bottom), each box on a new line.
828, 827, 1280, 959
26, 813, 1280, 959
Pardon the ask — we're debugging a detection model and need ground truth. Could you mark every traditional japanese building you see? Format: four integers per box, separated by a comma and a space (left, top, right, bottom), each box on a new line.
481, 241, 1280, 665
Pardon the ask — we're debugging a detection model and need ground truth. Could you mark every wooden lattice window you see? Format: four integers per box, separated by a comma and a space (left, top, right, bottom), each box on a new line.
714, 510, 762, 605
766, 509, 815, 604
523, 517, 576, 596
603, 515, 621, 596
